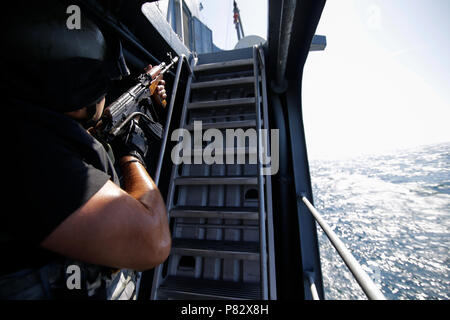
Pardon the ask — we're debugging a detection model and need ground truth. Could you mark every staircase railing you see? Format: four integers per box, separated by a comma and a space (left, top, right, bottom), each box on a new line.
301, 195, 386, 300
252, 45, 268, 300
154, 54, 192, 186
136, 54, 192, 300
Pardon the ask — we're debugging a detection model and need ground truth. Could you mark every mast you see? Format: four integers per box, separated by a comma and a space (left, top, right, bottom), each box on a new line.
233, 0, 245, 41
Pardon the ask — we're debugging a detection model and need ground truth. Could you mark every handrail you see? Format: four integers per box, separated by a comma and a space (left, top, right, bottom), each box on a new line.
257, 46, 277, 300
252, 45, 268, 300
154, 54, 191, 186
149, 55, 198, 300
305, 272, 320, 300
301, 196, 386, 300
137, 55, 190, 299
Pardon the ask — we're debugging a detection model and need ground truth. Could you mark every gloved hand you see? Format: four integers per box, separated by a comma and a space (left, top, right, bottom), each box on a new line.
112, 119, 148, 166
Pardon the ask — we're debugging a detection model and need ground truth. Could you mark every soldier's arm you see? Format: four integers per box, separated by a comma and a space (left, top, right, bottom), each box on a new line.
41, 157, 171, 271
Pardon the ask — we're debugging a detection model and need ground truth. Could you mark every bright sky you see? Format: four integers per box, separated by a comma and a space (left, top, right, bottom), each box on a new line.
199, 0, 268, 50
197, 0, 450, 160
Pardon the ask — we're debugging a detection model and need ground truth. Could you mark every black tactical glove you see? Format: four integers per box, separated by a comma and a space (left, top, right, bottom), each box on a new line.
112, 119, 148, 167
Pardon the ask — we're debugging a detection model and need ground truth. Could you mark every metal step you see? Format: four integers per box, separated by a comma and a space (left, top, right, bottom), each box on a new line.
158, 276, 261, 300
194, 58, 254, 73
174, 176, 258, 186
191, 147, 257, 157
187, 97, 256, 110
175, 223, 259, 230
190, 76, 255, 90
172, 238, 260, 261
185, 119, 256, 131
170, 206, 259, 220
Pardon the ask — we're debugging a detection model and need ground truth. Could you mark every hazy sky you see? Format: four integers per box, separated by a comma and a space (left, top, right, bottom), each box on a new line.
198, 0, 449, 160
199, 0, 268, 50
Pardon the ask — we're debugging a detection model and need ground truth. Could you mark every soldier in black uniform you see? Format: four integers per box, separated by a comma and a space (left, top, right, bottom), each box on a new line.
0, 1, 171, 299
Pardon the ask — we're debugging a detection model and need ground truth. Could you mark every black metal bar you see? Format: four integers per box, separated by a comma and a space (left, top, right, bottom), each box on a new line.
155, 54, 190, 186
270, 91, 298, 299
285, 85, 324, 300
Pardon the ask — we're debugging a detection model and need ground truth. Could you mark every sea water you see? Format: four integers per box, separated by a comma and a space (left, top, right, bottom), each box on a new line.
310, 142, 450, 300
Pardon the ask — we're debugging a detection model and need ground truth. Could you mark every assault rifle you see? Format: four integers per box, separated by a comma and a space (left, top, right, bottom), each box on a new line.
96, 54, 179, 143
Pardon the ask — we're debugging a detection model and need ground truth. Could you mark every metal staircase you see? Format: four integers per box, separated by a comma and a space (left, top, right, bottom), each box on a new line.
151, 46, 276, 300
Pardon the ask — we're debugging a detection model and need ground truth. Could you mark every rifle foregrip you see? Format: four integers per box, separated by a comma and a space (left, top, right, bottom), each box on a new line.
149, 74, 167, 108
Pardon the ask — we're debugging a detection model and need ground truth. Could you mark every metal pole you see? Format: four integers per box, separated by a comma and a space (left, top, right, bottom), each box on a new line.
136, 56, 187, 299
155, 55, 189, 186
253, 45, 268, 300
305, 272, 320, 300
235, 25, 242, 41
257, 46, 277, 300
302, 196, 386, 300
233, 0, 244, 41
150, 56, 197, 300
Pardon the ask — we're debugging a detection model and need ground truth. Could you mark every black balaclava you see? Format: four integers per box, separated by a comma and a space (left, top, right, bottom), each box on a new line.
1, 0, 130, 113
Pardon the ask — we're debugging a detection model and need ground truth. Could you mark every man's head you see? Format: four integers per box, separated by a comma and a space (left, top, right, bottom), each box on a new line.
65, 96, 106, 125
1, 0, 129, 119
